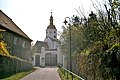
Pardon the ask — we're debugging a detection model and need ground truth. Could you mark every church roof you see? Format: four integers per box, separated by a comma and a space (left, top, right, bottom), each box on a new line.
33, 41, 49, 53
33, 40, 58, 53
47, 25, 56, 29
0, 10, 32, 41
35, 41, 49, 49
47, 12, 56, 29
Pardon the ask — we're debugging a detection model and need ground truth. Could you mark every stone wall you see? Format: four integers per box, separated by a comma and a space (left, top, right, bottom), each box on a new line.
0, 55, 33, 79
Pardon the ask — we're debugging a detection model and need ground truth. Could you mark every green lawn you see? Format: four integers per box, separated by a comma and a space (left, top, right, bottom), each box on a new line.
0, 68, 37, 80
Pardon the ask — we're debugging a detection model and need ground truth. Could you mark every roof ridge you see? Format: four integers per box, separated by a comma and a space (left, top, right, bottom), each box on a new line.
0, 10, 32, 41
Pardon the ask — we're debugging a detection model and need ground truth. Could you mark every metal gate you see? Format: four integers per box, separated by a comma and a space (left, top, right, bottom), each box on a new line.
45, 53, 57, 66
35, 55, 40, 66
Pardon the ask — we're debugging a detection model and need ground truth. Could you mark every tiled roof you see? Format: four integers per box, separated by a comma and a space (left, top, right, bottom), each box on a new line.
0, 10, 32, 41
47, 25, 56, 29
35, 41, 49, 48
34, 41, 49, 53
47, 13, 56, 29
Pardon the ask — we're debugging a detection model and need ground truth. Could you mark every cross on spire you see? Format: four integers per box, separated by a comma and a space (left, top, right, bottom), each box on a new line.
51, 10, 52, 16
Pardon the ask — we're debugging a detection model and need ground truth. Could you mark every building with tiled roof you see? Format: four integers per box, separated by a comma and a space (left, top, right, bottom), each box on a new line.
0, 10, 32, 61
0, 10, 32, 41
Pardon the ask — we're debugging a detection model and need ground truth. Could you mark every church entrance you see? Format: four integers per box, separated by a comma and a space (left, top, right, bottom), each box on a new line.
35, 55, 40, 66
45, 53, 57, 66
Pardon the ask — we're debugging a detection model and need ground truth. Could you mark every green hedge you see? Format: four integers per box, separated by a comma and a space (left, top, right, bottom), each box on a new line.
0, 55, 33, 79
77, 42, 120, 80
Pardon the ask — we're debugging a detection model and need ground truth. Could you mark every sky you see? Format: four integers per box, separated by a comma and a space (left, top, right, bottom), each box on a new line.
0, 0, 103, 43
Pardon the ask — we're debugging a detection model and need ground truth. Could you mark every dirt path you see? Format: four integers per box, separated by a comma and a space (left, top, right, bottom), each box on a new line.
20, 67, 61, 80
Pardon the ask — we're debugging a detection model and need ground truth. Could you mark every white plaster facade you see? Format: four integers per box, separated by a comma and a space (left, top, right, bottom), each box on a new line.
32, 13, 62, 67
33, 48, 58, 67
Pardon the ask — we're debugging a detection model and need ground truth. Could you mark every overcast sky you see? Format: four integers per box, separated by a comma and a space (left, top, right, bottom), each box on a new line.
0, 0, 103, 43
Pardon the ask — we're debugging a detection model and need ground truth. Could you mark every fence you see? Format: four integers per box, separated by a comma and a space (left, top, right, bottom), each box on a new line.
58, 64, 84, 80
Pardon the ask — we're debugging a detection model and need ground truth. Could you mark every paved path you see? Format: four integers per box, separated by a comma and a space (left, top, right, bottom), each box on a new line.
20, 67, 61, 80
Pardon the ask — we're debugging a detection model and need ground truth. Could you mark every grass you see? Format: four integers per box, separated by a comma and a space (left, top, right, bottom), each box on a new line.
0, 68, 37, 80
58, 69, 66, 80
58, 68, 78, 80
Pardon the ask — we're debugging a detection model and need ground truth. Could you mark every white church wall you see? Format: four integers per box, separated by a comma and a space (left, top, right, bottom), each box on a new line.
62, 55, 65, 67
53, 41, 57, 49
46, 29, 57, 39
44, 37, 53, 49
33, 55, 35, 66
57, 47, 63, 65
33, 41, 63, 67
40, 53, 45, 67
45, 50, 57, 53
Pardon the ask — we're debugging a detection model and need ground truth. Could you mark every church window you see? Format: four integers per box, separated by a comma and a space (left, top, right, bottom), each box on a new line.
46, 31, 48, 34
54, 35, 56, 38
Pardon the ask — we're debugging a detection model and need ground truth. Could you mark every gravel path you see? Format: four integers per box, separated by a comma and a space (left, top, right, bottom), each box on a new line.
20, 67, 61, 80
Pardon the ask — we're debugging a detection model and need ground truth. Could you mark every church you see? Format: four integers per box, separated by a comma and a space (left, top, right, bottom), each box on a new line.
32, 12, 62, 67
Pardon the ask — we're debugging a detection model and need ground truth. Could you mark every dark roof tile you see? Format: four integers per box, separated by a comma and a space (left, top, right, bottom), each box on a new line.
0, 10, 32, 41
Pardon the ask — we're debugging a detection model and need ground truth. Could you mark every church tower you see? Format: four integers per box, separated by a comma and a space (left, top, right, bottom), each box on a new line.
33, 12, 63, 67
46, 12, 57, 39
44, 12, 58, 49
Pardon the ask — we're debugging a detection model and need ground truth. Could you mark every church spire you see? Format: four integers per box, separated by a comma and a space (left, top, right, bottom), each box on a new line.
50, 11, 53, 25
46, 11, 57, 39
47, 12, 56, 29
